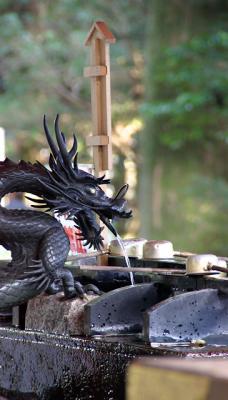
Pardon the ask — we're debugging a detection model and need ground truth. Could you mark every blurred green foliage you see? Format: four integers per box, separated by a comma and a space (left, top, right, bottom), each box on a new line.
141, 31, 228, 150
0, 0, 228, 254
139, 0, 228, 255
0, 0, 146, 161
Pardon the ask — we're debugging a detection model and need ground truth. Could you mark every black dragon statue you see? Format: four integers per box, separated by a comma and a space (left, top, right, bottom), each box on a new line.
0, 115, 131, 308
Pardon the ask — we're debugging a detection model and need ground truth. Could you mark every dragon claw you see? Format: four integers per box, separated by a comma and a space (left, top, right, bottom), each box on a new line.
84, 284, 102, 296
73, 281, 84, 298
63, 281, 102, 300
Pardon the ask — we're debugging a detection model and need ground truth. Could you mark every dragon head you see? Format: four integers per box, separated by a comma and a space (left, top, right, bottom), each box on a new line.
32, 115, 132, 250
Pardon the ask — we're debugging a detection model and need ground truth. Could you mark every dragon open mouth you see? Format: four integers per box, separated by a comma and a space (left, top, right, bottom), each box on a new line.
74, 196, 132, 250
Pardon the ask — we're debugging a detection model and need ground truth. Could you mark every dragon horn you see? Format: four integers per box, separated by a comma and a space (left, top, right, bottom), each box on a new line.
69, 134, 79, 174
69, 134, 78, 159
97, 174, 111, 185
54, 114, 69, 163
54, 114, 78, 179
59, 123, 78, 163
73, 152, 79, 173
43, 115, 59, 159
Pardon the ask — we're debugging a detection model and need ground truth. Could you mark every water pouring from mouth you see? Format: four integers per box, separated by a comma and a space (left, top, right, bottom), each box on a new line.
115, 234, 135, 286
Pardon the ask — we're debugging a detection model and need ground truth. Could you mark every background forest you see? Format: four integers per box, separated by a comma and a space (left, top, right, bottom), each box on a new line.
0, 0, 228, 254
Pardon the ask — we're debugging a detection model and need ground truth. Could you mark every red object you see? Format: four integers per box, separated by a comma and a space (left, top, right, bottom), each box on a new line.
64, 227, 86, 254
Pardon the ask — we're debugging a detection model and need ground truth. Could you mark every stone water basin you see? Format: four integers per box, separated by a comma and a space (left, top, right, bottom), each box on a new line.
0, 329, 228, 400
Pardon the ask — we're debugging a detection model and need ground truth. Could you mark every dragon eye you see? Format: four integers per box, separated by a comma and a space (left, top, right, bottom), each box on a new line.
87, 186, 96, 195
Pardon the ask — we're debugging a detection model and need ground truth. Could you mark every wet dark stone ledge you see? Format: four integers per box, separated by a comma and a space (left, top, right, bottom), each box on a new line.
0, 328, 154, 400
0, 328, 227, 400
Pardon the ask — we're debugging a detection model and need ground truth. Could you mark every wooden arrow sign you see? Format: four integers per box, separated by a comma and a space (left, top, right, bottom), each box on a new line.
84, 21, 116, 176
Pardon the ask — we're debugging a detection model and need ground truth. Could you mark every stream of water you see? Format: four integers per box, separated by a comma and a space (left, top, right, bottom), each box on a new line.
115, 234, 135, 286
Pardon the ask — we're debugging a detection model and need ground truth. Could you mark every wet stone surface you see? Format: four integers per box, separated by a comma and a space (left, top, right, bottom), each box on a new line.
84, 283, 172, 335
0, 328, 227, 399
0, 328, 156, 400
145, 289, 228, 343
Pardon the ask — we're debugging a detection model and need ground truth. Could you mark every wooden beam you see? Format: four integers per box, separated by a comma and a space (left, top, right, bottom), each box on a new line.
0, 127, 5, 161
127, 358, 228, 400
77, 265, 185, 274
86, 135, 109, 146
83, 65, 107, 78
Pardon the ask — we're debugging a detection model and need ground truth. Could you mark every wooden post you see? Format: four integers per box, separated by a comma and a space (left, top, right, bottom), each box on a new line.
84, 22, 116, 260
0, 127, 5, 207
84, 21, 115, 176
0, 127, 5, 161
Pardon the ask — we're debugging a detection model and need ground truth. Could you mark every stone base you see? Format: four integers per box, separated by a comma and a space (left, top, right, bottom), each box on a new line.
25, 292, 97, 335
0, 328, 156, 400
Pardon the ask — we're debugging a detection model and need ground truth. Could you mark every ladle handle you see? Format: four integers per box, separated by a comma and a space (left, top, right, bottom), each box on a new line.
209, 265, 228, 274
174, 251, 195, 257
175, 250, 228, 263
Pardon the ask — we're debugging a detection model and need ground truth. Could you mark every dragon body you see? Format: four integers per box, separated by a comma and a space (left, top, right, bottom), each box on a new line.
0, 115, 131, 309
